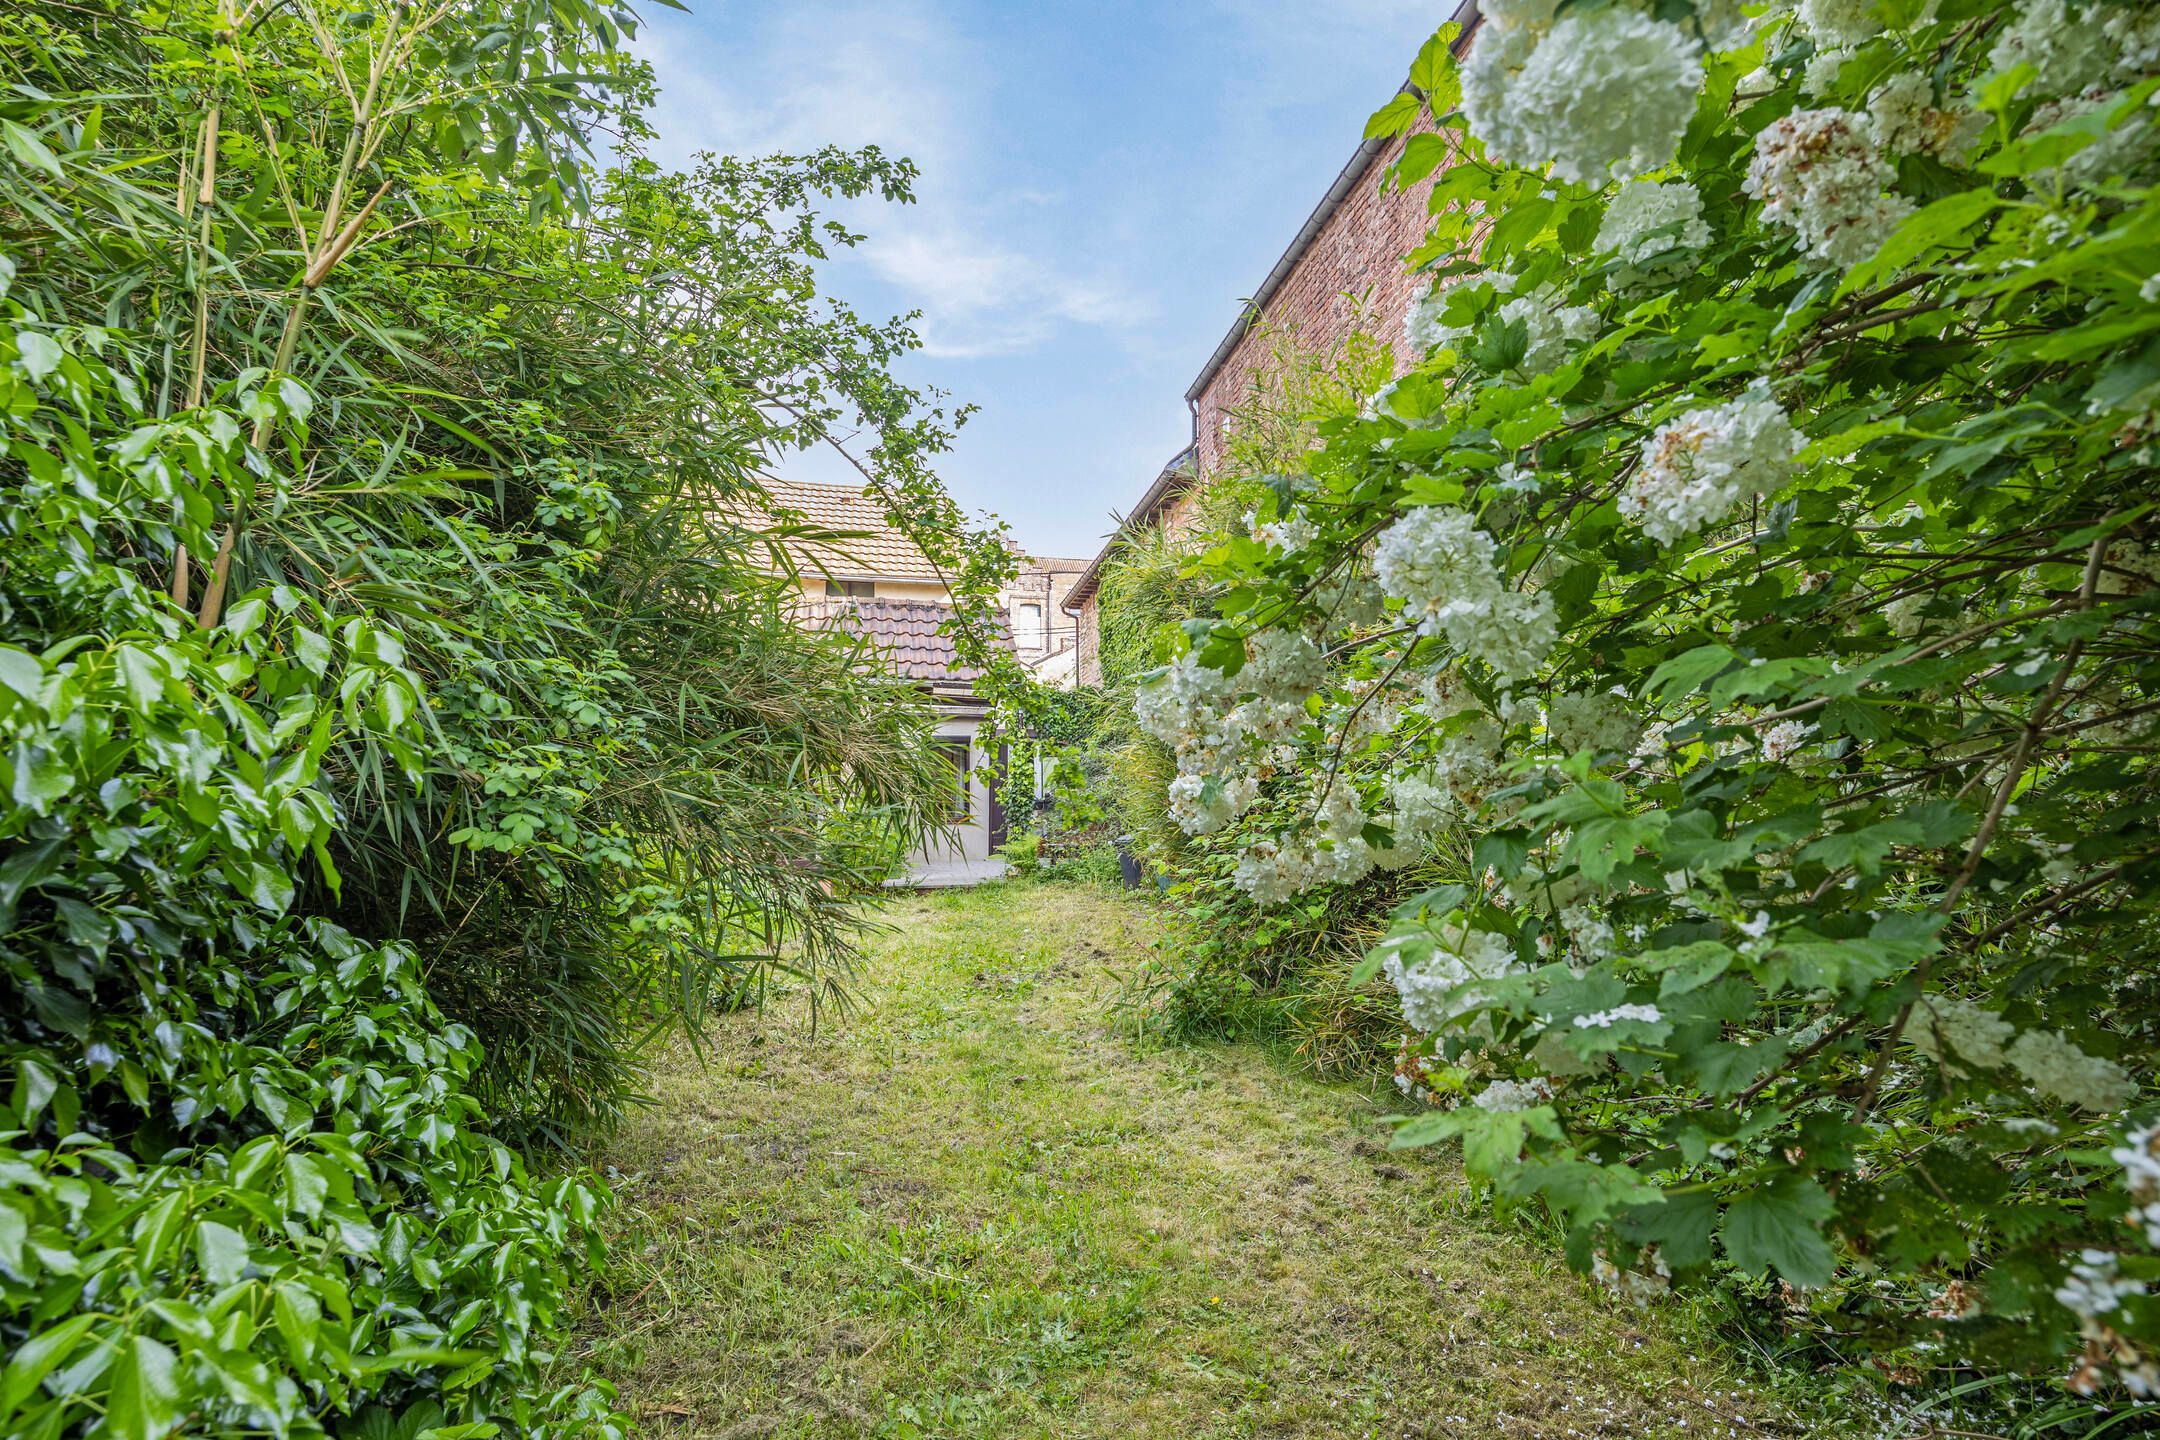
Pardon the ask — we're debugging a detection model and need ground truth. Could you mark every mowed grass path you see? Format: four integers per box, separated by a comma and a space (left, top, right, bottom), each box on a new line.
582, 882, 1815, 1440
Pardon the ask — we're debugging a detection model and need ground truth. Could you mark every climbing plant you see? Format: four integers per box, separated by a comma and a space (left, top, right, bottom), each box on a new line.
1137, 2, 2160, 1405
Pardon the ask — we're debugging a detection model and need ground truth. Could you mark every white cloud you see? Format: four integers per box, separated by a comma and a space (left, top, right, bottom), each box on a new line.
635, 1, 1149, 360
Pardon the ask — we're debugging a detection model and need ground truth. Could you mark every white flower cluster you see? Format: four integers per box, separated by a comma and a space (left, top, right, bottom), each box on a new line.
1377, 771, 1455, 868
1403, 271, 1597, 375
1137, 630, 1326, 837
1866, 72, 1986, 165
1383, 922, 1524, 1033
1247, 506, 1317, 553
1166, 772, 1257, 837
1910, 995, 2138, 1110
1595, 179, 1713, 287
1472, 1076, 1555, 1112
1135, 650, 1236, 757
1574, 1003, 1664, 1029
1794, 0, 1880, 48
2056, 1249, 2143, 1320
1744, 107, 1914, 269
1989, 0, 2160, 97
1758, 718, 1818, 763
1558, 902, 1618, 964
2058, 1243, 2160, 1398
2025, 87, 2156, 190
1620, 385, 1805, 545
1462, 0, 1707, 187
1372, 506, 1557, 679
1496, 288, 1602, 374
2115, 1123, 2160, 1248
1547, 689, 1641, 756
1405, 271, 1512, 353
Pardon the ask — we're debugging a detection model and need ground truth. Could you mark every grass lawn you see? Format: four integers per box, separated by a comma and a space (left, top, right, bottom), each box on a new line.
577, 881, 1832, 1439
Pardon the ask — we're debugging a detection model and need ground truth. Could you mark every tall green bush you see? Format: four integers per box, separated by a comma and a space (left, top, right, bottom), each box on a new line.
1, 0, 990, 1432
1137, 5, 2160, 1410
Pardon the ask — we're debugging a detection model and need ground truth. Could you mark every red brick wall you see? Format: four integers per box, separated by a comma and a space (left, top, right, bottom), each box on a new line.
1192, 114, 1452, 479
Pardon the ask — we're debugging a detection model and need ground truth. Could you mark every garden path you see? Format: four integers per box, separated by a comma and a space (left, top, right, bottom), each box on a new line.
582, 883, 1817, 1439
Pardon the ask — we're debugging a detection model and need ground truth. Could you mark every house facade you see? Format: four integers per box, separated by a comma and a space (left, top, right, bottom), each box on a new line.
753, 478, 1092, 871
1063, 6, 1477, 683
1002, 554, 1093, 689
755, 478, 1012, 872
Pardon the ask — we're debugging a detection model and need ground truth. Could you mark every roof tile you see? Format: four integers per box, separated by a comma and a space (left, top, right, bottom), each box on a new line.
800, 597, 1011, 685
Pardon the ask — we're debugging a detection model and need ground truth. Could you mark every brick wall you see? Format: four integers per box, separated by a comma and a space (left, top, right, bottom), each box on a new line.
1191, 112, 1452, 480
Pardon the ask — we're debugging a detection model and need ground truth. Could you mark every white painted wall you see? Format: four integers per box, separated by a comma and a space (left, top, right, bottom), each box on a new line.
912, 714, 997, 864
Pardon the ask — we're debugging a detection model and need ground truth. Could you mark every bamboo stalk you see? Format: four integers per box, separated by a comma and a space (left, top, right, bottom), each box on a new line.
199, 5, 399, 632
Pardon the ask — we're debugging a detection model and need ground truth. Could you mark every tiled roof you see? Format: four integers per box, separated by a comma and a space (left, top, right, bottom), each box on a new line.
800, 598, 1011, 686
756, 478, 942, 581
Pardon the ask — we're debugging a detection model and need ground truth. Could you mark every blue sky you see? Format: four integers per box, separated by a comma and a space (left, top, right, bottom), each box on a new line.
634, 1, 1439, 560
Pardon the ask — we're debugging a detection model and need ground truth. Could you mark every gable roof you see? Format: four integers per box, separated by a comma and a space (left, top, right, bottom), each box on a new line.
800, 597, 1009, 689
758, 478, 943, 582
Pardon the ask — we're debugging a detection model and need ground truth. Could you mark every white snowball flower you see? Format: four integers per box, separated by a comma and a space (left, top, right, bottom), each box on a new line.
1463, 5, 1705, 186
1884, 591, 1930, 637
2114, 1124, 2160, 1246
1758, 718, 1819, 762
1547, 690, 1642, 756
1745, 107, 1914, 268
1166, 772, 1258, 836
1795, 0, 1880, 48
1620, 384, 1805, 545
2056, 1249, 2142, 1319
1492, 286, 1602, 374
1574, 1003, 1664, 1029
1867, 71, 1987, 164
1251, 508, 1318, 552
1404, 271, 1518, 354
1802, 47, 1853, 97
1383, 922, 1524, 1032
1596, 179, 1713, 283
2104, 5, 2160, 78
1373, 506, 1557, 679
1558, 902, 1617, 963
1134, 651, 1237, 755
2024, 88, 2155, 189
1377, 771, 1456, 866
1989, 0, 2116, 96
1472, 1076, 1555, 1112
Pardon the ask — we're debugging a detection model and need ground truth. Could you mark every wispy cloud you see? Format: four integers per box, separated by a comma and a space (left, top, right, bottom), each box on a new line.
636, 1, 1149, 361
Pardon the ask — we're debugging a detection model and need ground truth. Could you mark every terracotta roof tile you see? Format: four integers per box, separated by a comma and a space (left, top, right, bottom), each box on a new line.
800, 598, 1011, 685
755, 478, 942, 581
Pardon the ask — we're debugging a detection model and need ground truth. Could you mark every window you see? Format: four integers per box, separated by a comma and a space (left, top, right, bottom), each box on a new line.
824, 579, 876, 598
1015, 602, 1044, 648
938, 739, 973, 820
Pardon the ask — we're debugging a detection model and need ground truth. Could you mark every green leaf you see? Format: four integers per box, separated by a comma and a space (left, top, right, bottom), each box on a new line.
1, 1313, 100, 1415
1646, 644, 1738, 702
1, 120, 65, 180
103, 1336, 182, 1440
1719, 1176, 1837, 1287
12, 330, 62, 383
0, 645, 43, 700
1365, 92, 1422, 140
195, 1220, 250, 1287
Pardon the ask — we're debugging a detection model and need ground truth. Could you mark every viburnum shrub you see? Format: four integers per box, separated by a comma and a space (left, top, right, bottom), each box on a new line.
1139, 2, 2160, 1399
